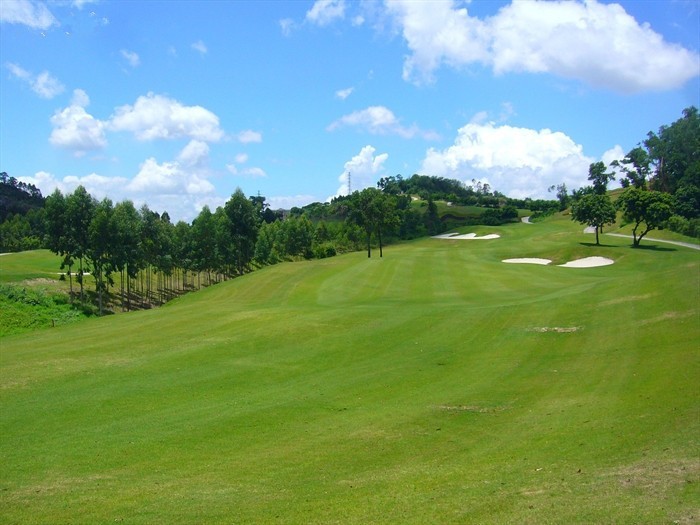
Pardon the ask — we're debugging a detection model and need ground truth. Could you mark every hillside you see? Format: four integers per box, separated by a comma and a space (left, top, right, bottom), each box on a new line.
1, 216, 698, 523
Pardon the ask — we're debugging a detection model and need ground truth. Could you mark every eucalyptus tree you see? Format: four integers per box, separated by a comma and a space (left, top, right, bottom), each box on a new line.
191, 205, 218, 286
87, 198, 116, 315
224, 188, 259, 275
111, 200, 143, 310
65, 186, 96, 304
44, 189, 77, 299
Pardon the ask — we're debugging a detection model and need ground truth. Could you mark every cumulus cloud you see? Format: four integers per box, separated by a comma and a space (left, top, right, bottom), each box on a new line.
19, 170, 129, 201
109, 92, 224, 142
0, 0, 58, 29
49, 89, 107, 155
421, 120, 596, 199
328, 105, 438, 139
128, 141, 215, 195
120, 49, 140, 67
306, 0, 346, 26
6, 62, 64, 98
385, 0, 699, 92
237, 129, 262, 143
333, 144, 389, 198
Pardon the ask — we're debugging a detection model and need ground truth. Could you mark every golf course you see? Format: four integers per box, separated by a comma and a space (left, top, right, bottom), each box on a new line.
1, 214, 698, 524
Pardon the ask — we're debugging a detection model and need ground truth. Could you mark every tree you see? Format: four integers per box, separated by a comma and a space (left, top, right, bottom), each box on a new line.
223, 189, 259, 275
645, 106, 699, 197
612, 147, 651, 189
570, 194, 617, 245
373, 192, 399, 257
548, 183, 570, 211
616, 188, 675, 247
111, 200, 142, 310
65, 186, 96, 304
88, 198, 115, 315
348, 188, 382, 258
588, 161, 615, 195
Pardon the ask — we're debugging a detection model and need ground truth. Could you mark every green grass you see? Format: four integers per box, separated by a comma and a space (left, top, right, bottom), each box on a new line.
1, 217, 698, 524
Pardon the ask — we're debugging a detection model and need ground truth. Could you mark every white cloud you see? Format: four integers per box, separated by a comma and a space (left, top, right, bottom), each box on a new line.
335, 86, 354, 100
328, 105, 437, 139
384, 0, 700, 92
237, 129, 262, 143
191, 40, 207, 55
176, 139, 210, 167
49, 89, 107, 155
333, 144, 389, 197
235, 153, 249, 164
306, 0, 346, 26
128, 142, 215, 195
226, 164, 266, 178
120, 49, 140, 68
385, 0, 489, 85
0, 0, 58, 29
268, 195, 316, 210
421, 120, 596, 199
18, 170, 129, 201
279, 18, 296, 36
6, 62, 64, 98
109, 92, 224, 142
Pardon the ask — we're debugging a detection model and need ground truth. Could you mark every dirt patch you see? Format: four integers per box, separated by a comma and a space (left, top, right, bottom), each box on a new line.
639, 311, 696, 325
437, 404, 509, 413
613, 457, 699, 496
600, 293, 656, 306
528, 327, 582, 333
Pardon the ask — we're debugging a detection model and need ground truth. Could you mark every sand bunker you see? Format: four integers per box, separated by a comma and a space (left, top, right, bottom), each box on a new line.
502, 258, 552, 265
502, 256, 614, 268
558, 257, 614, 268
433, 233, 501, 240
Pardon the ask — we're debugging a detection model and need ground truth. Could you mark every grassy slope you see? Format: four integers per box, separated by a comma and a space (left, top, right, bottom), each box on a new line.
1, 217, 698, 524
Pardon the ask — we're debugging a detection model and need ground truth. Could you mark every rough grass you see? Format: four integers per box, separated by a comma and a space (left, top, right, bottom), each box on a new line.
1, 217, 698, 524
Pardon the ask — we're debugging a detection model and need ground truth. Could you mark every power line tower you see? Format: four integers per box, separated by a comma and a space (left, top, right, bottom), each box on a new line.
347, 171, 351, 195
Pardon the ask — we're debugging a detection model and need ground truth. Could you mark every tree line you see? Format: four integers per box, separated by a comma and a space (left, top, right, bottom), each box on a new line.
567, 106, 698, 246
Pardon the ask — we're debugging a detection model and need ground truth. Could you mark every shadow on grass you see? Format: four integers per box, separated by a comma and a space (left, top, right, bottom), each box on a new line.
578, 242, 618, 248
631, 244, 677, 252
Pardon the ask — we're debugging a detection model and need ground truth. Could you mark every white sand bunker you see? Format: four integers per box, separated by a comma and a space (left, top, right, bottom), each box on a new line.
558, 256, 614, 268
502, 256, 614, 268
433, 233, 501, 240
502, 258, 552, 265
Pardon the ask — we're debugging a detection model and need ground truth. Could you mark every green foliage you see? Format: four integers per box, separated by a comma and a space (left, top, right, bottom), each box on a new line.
617, 188, 675, 246
0, 284, 90, 336
570, 194, 617, 244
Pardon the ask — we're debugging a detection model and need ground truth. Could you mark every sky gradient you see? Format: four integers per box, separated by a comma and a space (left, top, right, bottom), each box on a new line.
1, 0, 698, 221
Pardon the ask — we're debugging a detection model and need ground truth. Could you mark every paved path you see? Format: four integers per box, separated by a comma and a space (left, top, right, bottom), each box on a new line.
604, 233, 700, 251
521, 216, 532, 224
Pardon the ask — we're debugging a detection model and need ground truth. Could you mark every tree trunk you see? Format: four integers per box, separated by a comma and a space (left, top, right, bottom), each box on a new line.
378, 227, 383, 257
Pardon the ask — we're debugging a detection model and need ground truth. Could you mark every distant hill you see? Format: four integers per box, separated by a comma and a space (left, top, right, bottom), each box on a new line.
0, 172, 45, 221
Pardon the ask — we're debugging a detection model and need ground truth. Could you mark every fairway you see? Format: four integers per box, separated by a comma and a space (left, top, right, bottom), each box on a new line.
1, 218, 698, 524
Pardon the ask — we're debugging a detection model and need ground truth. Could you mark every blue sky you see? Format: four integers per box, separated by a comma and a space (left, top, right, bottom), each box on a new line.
1, 0, 698, 222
